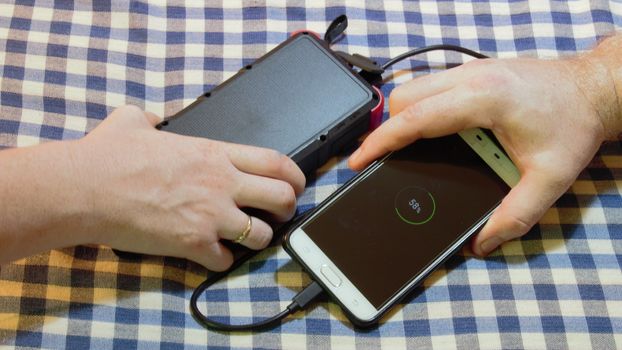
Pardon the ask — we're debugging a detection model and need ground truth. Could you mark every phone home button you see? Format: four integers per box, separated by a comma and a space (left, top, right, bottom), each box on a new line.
320, 264, 342, 287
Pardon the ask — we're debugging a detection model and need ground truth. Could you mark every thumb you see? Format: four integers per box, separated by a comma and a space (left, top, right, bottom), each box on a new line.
472, 171, 568, 256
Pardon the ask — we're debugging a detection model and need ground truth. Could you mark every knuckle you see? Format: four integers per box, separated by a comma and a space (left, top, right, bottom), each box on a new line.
469, 63, 521, 98
504, 214, 533, 238
264, 149, 289, 175
120, 104, 142, 113
539, 172, 573, 197
275, 184, 297, 216
388, 85, 409, 107
194, 241, 233, 272
278, 155, 298, 178
199, 142, 235, 172
399, 103, 423, 124
118, 105, 145, 121
183, 233, 214, 251
209, 253, 233, 272
199, 139, 221, 156
468, 71, 510, 93
180, 223, 220, 249
255, 225, 273, 249
462, 58, 490, 69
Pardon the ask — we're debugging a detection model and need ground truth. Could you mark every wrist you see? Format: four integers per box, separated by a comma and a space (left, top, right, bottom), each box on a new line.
60, 140, 102, 244
63, 138, 120, 246
570, 35, 622, 140
0, 140, 98, 263
33, 140, 100, 246
66, 136, 141, 248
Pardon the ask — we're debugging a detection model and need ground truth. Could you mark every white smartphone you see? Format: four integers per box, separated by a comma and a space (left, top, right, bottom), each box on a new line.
283, 128, 520, 327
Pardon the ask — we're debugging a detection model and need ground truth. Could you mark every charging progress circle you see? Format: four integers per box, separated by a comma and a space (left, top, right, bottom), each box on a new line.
394, 187, 436, 225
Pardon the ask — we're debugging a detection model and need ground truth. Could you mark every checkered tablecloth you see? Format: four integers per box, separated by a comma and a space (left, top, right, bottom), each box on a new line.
1, 0, 622, 348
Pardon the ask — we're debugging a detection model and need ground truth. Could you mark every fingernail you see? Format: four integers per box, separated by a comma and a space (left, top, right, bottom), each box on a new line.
479, 236, 504, 256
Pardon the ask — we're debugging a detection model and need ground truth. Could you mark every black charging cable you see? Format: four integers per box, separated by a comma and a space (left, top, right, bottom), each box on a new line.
380, 44, 489, 70
189, 16, 492, 333
191, 276, 323, 332
345, 44, 490, 86
189, 210, 325, 332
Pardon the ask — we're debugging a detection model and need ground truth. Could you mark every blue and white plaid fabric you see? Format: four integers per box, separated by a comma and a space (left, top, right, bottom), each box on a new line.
1, 1, 622, 348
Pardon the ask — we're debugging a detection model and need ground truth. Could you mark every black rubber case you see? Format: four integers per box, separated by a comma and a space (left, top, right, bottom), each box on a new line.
158, 33, 378, 175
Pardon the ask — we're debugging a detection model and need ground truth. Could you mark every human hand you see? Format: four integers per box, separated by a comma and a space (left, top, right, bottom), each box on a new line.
70, 105, 305, 270
348, 56, 616, 256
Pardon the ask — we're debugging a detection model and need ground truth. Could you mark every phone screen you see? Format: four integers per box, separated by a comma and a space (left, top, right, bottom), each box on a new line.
301, 134, 510, 309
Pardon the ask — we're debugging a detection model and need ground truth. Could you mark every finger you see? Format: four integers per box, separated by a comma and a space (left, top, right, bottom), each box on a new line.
349, 86, 490, 171
233, 173, 297, 221
187, 241, 234, 271
217, 209, 273, 250
224, 142, 306, 195
471, 171, 568, 256
389, 59, 489, 116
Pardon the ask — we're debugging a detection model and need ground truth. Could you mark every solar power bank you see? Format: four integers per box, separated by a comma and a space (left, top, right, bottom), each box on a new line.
158, 32, 380, 175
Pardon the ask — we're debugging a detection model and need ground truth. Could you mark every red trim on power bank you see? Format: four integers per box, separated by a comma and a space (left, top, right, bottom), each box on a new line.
370, 86, 384, 130
290, 30, 321, 39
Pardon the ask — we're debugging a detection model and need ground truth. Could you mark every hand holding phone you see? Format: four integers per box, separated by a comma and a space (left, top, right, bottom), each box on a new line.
284, 129, 519, 327
352, 57, 607, 256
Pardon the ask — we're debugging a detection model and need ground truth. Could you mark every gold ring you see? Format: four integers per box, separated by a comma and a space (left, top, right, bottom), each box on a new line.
233, 215, 252, 244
